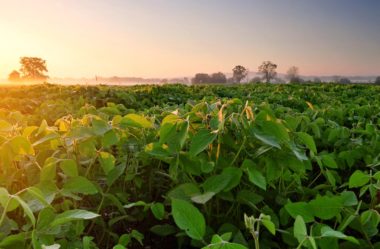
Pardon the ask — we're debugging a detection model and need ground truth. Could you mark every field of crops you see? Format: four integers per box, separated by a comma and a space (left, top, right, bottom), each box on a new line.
1, 83, 380, 249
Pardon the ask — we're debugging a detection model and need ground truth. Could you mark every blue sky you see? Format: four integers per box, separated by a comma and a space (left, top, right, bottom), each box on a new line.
0, 0, 379, 78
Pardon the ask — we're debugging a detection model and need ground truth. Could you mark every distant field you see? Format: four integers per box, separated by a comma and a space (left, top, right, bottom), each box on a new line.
1, 83, 380, 249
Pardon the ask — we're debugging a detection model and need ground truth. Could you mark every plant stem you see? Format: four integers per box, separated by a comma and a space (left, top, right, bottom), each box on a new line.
87, 186, 110, 234
230, 137, 246, 166
251, 231, 260, 249
0, 198, 11, 227
296, 237, 307, 249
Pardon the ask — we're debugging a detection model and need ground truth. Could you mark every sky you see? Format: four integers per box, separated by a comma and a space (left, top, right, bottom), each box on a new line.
0, 0, 379, 79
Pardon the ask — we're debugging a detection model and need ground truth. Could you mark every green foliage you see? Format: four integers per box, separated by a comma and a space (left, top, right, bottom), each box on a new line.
171, 199, 206, 241
1, 83, 380, 248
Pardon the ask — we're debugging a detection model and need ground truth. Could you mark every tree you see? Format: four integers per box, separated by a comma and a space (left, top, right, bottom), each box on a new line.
192, 73, 211, 84
232, 65, 248, 83
249, 77, 262, 83
338, 77, 351, 84
286, 66, 302, 83
332, 76, 340, 83
160, 79, 168, 84
8, 70, 21, 82
258, 61, 277, 83
227, 77, 235, 83
273, 77, 286, 84
19, 57, 48, 80
375, 76, 380, 85
313, 77, 322, 83
210, 72, 227, 83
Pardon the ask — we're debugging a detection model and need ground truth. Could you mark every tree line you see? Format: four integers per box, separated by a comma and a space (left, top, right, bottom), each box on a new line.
192, 62, 380, 85
192, 61, 279, 84
8, 57, 48, 82
5, 57, 380, 85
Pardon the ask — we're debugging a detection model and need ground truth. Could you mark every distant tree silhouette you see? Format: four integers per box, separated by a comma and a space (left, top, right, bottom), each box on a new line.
332, 76, 341, 83
249, 77, 262, 83
192, 73, 211, 84
232, 65, 248, 83
192, 72, 227, 84
339, 77, 351, 84
375, 76, 380, 85
210, 72, 227, 83
19, 57, 48, 80
227, 77, 235, 84
273, 77, 286, 84
8, 70, 21, 82
286, 66, 302, 83
249, 76, 261, 83
313, 77, 322, 83
258, 61, 277, 83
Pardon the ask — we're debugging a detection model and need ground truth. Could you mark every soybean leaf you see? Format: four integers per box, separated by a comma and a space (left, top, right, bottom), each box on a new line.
297, 132, 317, 154
236, 190, 264, 207
50, 209, 100, 227
285, 202, 314, 223
150, 203, 165, 220
0, 119, 12, 132
102, 130, 119, 148
92, 119, 111, 136
222, 167, 243, 192
308, 236, 317, 249
246, 165, 266, 190
25, 187, 51, 208
62, 176, 98, 195
13, 195, 36, 226
150, 224, 177, 237
202, 236, 248, 249
309, 195, 343, 220
340, 191, 358, 206
60, 159, 78, 177
261, 219, 276, 235
189, 129, 218, 157
349, 170, 370, 188
293, 216, 307, 243
320, 226, 359, 244
99, 152, 116, 175
0, 233, 26, 248
121, 114, 153, 129
106, 163, 126, 187
9, 136, 35, 155
168, 183, 201, 202
252, 129, 281, 149
171, 199, 206, 240
202, 175, 230, 195
321, 154, 338, 169
191, 192, 216, 205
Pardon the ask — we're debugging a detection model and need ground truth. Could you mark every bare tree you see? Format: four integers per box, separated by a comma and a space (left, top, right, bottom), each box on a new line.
258, 61, 277, 83
375, 76, 380, 85
332, 76, 340, 83
249, 76, 262, 83
232, 65, 248, 83
286, 66, 302, 83
339, 77, 351, 84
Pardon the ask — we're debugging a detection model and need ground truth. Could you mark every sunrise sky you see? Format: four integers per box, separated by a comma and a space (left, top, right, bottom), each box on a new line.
1, 0, 379, 79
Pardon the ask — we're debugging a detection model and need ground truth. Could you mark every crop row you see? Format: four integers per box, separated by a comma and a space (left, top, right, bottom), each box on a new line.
0, 83, 379, 248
